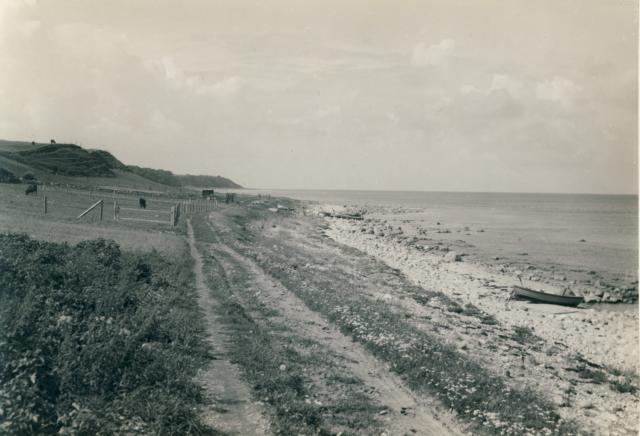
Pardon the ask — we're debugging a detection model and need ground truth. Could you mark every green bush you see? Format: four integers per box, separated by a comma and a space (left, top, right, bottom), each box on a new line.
0, 234, 215, 435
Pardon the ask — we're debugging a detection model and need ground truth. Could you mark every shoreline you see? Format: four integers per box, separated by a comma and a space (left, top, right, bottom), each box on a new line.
314, 203, 639, 372
305, 201, 639, 435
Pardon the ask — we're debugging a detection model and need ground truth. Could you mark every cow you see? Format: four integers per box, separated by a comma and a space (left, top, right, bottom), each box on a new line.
139, 198, 146, 209
25, 184, 37, 196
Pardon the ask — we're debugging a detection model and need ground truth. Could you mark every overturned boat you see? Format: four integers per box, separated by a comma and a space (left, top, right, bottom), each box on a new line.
512, 286, 584, 307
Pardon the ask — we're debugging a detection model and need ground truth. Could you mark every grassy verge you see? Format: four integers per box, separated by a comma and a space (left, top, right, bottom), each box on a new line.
192, 215, 381, 435
217, 209, 581, 435
0, 233, 217, 435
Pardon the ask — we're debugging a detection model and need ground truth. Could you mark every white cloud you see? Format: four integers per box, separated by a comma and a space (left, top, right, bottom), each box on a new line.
149, 110, 182, 132
536, 77, 580, 104
411, 39, 455, 67
199, 76, 243, 99
460, 74, 524, 98
147, 56, 243, 99
488, 74, 523, 97
459, 84, 476, 94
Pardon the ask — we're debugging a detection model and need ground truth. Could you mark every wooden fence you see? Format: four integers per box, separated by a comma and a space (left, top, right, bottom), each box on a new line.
104, 197, 218, 226
21, 185, 220, 227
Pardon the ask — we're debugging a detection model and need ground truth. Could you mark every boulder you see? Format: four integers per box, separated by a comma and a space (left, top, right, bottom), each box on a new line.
583, 293, 600, 303
445, 251, 462, 262
608, 290, 623, 303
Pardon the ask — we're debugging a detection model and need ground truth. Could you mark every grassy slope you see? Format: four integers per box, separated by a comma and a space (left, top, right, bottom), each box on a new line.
176, 174, 242, 189
0, 141, 170, 191
0, 140, 241, 191
6, 144, 118, 177
0, 140, 44, 152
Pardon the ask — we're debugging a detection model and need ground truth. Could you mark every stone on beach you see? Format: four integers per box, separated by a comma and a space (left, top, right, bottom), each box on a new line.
444, 251, 462, 262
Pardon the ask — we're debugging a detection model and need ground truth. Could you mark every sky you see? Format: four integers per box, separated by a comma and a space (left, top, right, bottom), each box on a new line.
0, 0, 637, 193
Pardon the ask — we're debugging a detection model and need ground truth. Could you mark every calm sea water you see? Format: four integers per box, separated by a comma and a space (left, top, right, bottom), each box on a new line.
232, 189, 639, 281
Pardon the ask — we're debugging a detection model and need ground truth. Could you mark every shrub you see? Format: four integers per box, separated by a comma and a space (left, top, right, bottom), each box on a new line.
610, 378, 637, 394
0, 234, 216, 435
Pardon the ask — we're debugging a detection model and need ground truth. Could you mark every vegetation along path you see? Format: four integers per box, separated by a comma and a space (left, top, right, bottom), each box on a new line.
187, 220, 269, 435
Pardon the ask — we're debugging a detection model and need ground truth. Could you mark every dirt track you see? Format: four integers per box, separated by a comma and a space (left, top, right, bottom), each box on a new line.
187, 220, 270, 435
188, 210, 463, 435
215, 240, 460, 436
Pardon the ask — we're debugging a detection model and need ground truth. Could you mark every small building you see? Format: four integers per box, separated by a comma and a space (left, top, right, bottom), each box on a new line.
202, 189, 214, 198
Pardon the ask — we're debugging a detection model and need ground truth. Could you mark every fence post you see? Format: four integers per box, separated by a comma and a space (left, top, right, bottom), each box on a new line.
99, 200, 103, 221
43, 195, 47, 214
77, 200, 103, 219
171, 206, 175, 226
114, 201, 119, 221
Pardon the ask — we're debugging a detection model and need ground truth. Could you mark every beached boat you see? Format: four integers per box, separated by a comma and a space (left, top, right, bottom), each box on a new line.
512, 286, 584, 307
319, 211, 364, 220
333, 213, 364, 220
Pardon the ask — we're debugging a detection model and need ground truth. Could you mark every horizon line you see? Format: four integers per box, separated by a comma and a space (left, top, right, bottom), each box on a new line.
227, 187, 640, 197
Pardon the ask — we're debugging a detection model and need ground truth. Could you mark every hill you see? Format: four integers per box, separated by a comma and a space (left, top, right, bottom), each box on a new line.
175, 174, 242, 189
0, 139, 242, 190
0, 143, 125, 177
126, 166, 242, 189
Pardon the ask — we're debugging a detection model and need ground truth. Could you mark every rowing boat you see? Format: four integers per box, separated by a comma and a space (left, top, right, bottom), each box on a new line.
512, 286, 583, 307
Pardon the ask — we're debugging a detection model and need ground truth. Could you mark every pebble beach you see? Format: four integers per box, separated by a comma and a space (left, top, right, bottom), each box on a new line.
313, 203, 639, 435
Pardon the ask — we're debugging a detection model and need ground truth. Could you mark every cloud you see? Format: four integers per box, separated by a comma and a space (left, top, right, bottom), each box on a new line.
411, 39, 455, 67
199, 76, 243, 99
460, 74, 580, 108
146, 56, 243, 99
536, 77, 580, 104
488, 74, 523, 97
460, 74, 524, 97
0, 4, 246, 170
0, 1, 635, 193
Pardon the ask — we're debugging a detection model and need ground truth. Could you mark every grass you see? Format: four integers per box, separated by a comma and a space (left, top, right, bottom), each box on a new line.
575, 368, 608, 384
512, 325, 538, 346
0, 234, 217, 435
0, 184, 187, 254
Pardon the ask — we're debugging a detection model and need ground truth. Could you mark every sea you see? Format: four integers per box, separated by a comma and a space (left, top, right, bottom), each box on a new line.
227, 189, 639, 285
